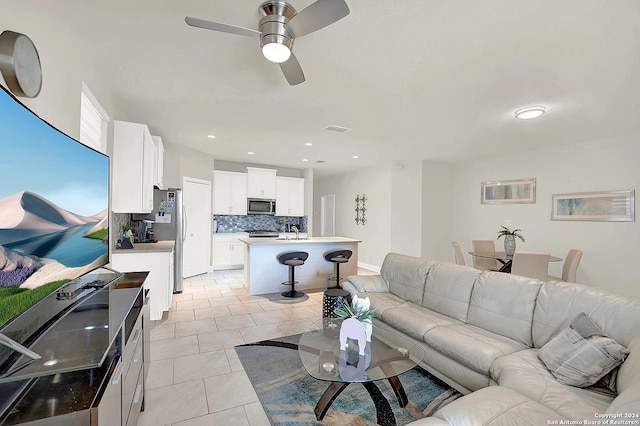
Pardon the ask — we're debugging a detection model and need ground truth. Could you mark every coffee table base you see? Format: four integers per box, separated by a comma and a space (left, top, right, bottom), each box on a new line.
314, 378, 407, 426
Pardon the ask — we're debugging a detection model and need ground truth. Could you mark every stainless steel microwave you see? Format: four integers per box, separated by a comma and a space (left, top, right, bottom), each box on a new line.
247, 198, 276, 215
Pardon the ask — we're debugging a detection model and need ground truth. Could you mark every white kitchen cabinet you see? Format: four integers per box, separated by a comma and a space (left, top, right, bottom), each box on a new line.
213, 234, 246, 270
112, 121, 155, 213
246, 167, 277, 199
112, 249, 174, 321
152, 135, 164, 189
214, 171, 247, 215
276, 176, 305, 216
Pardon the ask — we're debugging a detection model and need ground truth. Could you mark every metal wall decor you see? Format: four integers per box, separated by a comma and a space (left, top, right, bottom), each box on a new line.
355, 194, 367, 225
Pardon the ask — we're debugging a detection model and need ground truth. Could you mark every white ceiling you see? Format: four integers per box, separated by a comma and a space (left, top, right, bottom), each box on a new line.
20, 1, 640, 176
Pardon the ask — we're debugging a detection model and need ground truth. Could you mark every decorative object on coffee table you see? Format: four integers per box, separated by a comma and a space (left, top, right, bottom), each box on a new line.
334, 295, 376, 342
497, 226, 525, 256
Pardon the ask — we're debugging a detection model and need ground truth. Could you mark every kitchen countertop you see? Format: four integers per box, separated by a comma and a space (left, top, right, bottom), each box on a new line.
113, 240, 175, 253
239, 236, 361, 245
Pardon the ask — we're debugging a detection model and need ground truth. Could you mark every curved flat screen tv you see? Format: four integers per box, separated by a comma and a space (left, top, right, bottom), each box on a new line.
0, 86, 109, 328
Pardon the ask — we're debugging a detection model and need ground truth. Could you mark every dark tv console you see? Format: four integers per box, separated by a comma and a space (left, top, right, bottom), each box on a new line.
0, 270, 150, 425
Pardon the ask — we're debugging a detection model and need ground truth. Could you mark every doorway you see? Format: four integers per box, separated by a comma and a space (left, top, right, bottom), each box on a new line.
321, 194, 335, 237
183, 176, 212, 277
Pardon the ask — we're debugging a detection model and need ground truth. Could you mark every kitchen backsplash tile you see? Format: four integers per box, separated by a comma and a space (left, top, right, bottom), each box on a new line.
214, 215, 307, 233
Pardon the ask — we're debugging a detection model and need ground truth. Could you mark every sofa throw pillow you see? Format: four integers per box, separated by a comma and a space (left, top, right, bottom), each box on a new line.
538, 312, 629, 388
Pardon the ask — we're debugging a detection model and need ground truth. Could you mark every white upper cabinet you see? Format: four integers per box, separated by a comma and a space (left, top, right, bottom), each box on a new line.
246, 167, 277, 199
276, 177, 305, 216
112, 120, 155, 213
214, 171, 247, 215
152, 135, 164, 189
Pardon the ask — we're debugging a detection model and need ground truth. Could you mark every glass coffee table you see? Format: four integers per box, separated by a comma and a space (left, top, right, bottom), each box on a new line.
298, 318, 425, 425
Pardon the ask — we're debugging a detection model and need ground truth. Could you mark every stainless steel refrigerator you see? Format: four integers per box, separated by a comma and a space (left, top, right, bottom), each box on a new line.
135, 188, 184, 293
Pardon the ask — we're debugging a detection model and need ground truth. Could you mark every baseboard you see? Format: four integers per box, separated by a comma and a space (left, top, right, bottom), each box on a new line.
358, 261, 381, 273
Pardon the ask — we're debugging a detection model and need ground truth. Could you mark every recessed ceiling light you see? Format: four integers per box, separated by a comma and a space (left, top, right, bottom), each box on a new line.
304, 142, 313, 146
207, 134, 216, 139
515, 106, 546, 120
247, 151, 255, 155
302, 158, 309, 162
352, 155, 359, 159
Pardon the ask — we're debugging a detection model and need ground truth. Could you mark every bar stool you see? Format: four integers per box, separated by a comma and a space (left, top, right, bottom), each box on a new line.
324, 249, 352, 289
278, 251, 309, 298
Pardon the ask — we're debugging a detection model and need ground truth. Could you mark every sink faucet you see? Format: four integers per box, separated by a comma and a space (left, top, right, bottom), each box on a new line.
291, 225, 299, 240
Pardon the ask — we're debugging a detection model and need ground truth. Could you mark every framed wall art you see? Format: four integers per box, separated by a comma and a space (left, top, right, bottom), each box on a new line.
551, 189, 635, 222
481, 178, 536, 204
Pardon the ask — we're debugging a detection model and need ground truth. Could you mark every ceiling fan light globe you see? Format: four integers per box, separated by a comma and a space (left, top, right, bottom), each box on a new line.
262, 42, 291, 63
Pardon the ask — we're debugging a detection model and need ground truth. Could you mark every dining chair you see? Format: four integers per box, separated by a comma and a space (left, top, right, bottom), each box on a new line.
547, 249, 583, 282
471, 240, 499, 271
451, 241, 465, 266
511, 251, 550, 281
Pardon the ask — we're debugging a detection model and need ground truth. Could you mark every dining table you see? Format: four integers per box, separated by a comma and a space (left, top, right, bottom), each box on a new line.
468, 251, 562, 273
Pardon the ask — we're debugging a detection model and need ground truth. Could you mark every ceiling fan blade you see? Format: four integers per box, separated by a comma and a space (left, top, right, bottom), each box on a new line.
279, 53, 305, 85
285, 0, 350, 38
185, 16, 260, 38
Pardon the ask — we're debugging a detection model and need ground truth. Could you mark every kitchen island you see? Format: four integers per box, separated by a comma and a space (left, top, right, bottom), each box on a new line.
239, 237, 361, 295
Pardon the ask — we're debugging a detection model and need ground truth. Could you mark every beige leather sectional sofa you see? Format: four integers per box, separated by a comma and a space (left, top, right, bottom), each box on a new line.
342, 252, 640, 425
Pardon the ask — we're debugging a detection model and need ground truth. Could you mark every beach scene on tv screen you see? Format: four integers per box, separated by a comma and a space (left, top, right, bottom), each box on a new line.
0, 90, 109, 325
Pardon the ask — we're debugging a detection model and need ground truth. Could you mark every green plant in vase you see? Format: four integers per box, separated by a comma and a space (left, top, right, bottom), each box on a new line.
497, 226, 525, 256
333, 295, 376, 323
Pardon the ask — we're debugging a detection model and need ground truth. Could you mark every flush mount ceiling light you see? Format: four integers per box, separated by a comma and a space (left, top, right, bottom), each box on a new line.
207, 134, 216, 139
515, 106, 546, 120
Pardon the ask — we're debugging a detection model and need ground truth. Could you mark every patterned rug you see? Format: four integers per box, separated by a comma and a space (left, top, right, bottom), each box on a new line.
235, 334, 461, 425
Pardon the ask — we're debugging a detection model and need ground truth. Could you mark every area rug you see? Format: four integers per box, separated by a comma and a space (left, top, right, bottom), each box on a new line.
235, 334, 461, 425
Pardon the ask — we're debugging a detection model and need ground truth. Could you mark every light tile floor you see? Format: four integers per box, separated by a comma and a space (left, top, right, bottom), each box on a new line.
138, 268, 375, 426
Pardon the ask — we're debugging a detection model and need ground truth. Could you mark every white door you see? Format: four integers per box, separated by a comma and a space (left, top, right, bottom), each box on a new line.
183, 176, 212, 277
321, 194, 335, 237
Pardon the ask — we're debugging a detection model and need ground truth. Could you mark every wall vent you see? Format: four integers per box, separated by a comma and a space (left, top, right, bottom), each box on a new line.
323, 124, 351, 133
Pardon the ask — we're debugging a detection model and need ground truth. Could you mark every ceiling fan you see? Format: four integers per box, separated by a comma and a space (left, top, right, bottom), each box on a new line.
185, 0, 350, 85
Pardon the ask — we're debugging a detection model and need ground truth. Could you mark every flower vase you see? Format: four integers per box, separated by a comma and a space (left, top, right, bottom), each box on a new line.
363, 320, 372, 342
339, 317, 368, 356
504, 234, 516, 256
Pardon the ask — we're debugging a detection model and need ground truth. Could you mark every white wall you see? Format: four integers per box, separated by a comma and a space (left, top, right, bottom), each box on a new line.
0, 14, 121, 146
163, 142, 215, 189
422, 161, 455, 262
314, 166, 392, 267
451, 131, 640, 298
390, 161, 422, 257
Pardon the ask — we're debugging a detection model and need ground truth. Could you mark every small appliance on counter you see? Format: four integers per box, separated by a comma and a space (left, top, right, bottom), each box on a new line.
132, 219, 157, 243
132, 188, 184, 293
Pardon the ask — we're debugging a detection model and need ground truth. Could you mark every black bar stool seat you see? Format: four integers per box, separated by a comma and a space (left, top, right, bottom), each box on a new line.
324, 249, 352, 289
278, 251, 309, 298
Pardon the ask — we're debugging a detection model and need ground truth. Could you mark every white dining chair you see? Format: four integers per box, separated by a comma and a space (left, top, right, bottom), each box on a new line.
511, 251, 550, 281
547, 249, 583, 282
471, 240, 500, 271
451, 241, 465, 266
